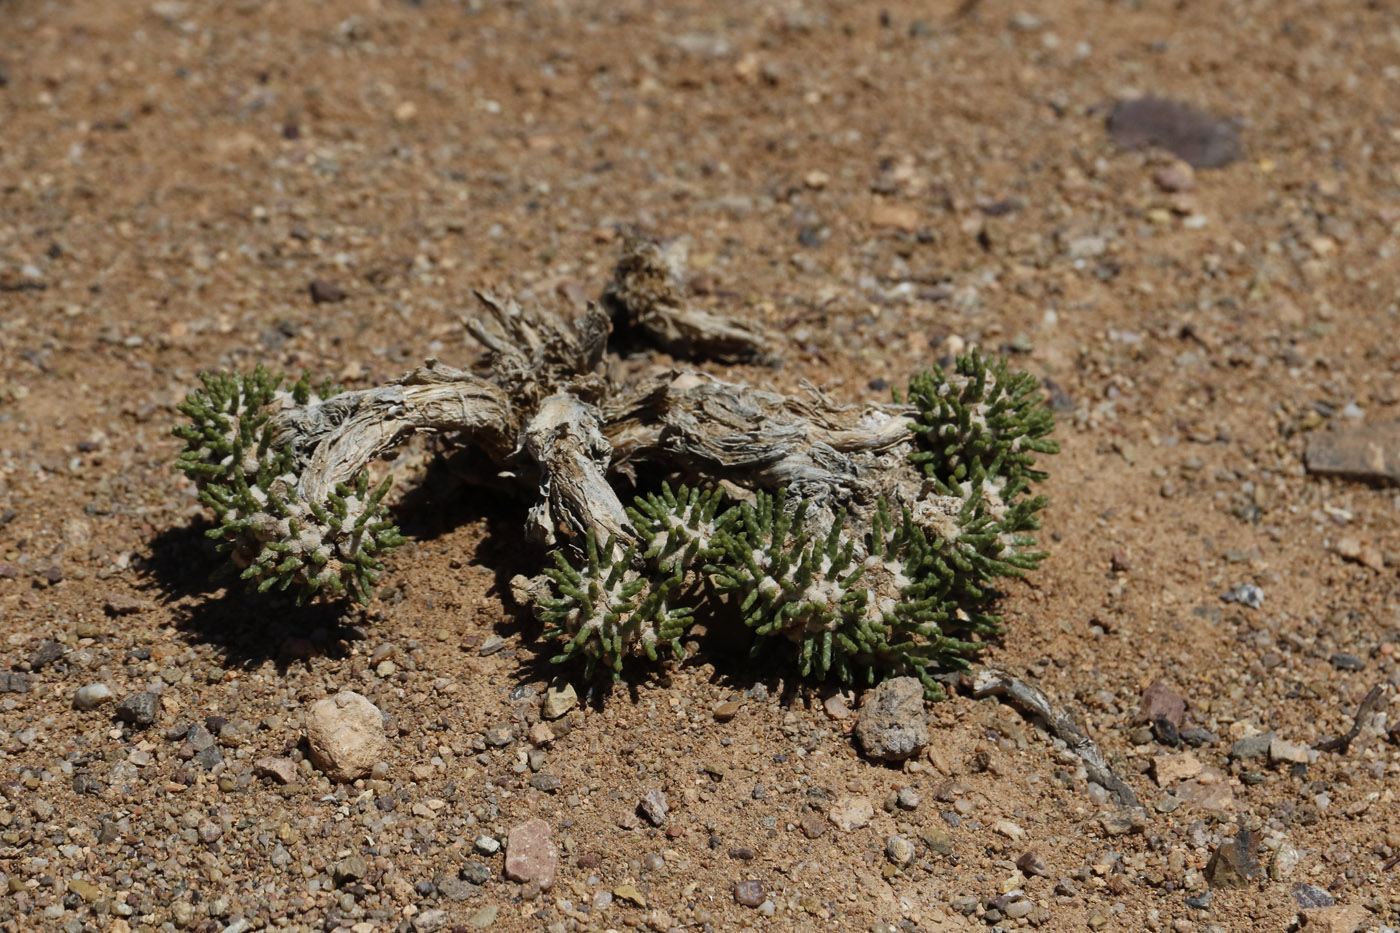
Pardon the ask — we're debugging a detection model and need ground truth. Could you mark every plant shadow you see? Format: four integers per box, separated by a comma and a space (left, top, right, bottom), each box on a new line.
138, 519, 360, 672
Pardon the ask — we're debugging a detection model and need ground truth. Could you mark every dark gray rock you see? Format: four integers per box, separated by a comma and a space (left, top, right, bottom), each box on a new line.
1107, 97, 1242, 169
460, 861, 491, 885
115, 691, 160, 727
1229, 732, 1275, 760
30, 641, 65, 671
435, 877, 479, 902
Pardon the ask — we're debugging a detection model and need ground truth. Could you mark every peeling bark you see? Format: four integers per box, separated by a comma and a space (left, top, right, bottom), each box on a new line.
603, 233, 776, 365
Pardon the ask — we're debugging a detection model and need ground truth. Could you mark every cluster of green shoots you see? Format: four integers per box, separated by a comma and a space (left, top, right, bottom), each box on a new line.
541, 350, 1058, 697
172, 366, 403, 604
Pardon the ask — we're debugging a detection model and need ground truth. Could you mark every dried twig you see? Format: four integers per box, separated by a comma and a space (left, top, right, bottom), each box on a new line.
972, 666, 1140, 807
1315, 684, 1387, 755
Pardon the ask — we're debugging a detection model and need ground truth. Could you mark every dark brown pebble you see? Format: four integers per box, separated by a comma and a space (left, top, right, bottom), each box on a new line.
309, 279, 346, 304
732, 879, 766, 907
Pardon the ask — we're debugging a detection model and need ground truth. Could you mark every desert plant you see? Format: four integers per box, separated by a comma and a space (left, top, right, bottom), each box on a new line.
171, 234, 1057, 696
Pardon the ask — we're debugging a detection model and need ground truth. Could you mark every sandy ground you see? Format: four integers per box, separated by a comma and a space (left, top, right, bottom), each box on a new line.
2, 1, 1400, 931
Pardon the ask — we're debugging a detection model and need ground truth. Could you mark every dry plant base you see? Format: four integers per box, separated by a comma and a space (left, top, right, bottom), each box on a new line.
172, 235, 1058, 698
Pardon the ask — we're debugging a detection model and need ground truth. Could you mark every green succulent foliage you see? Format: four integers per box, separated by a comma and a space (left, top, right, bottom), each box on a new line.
173, 367, 403, 604
708, 490, 980, 699
906, 348, 1059, 498
172, 364, 292, 489
627, 482, 729, 573
538, 530, 693, 679
539, 355, 1057, 699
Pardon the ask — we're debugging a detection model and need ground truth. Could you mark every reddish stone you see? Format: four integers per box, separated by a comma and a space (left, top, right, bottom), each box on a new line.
504, 818, 558, 890
1136, 680, 1186, 727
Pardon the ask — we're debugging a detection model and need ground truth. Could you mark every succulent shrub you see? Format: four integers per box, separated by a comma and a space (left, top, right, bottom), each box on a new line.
170, 236, 1057, 696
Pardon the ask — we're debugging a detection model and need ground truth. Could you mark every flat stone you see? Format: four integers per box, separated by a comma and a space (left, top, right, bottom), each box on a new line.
1305, 421, 1400, 485
1180, 726, 1218, 747
461, 861, 491, 885
541, 684, 577, 720
0, 672, 31, 694
828, 795, 874, 831
253, 756, 299, 785
920, 827, 954, 856
1269, 737, 1311, 765
1299, 905, 1372, 933
712, 699, 742, 722
30, 640, 65, 671
304, 690, 389, 782
1229, 731, 1275, 760
1098, 807, 1147, 836
1177, 778, 1235, 812
1205, 827, 1261, 889
1136, 680, 1186, 727
504, 818, 558, 890
992, 820, 1026, 840
1152, 160, 1196, 193
822, 694, 851, 720
1107, 96, 1242, 169
412, 909, 448, 932
103, 593, 148, 616
853, 677, 928, 761
870, 202, 920, 232
1329, 652, 1366, 671
732, 879, 766, 908
1152, 752, 1202, 786
436, 877, 478, 902
309, 278, 346, 304
67, 879, 101, 902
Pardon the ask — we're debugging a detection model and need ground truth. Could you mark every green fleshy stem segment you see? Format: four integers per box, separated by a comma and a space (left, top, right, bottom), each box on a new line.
627, 482, 729, 574
709, 490, 988, 700
173, 367, 402, 604
538, 530, 693, 680
905, 349, 1059, 499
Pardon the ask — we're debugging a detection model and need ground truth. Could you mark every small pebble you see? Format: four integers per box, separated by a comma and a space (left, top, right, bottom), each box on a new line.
638, 788, 669, 826
72, 683, 114, 711
732, 879, 766, 907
